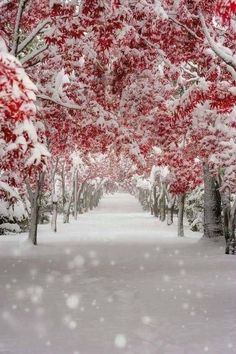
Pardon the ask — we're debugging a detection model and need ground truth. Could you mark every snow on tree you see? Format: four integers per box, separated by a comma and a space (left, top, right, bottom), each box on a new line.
0, 0, 235, 252
0, 36, 49, 235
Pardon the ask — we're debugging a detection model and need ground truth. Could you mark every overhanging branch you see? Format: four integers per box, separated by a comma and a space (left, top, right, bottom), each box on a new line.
198, 11, 236, 76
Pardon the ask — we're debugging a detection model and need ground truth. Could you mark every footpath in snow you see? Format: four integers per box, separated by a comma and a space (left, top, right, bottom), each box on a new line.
0, 193, 235, 354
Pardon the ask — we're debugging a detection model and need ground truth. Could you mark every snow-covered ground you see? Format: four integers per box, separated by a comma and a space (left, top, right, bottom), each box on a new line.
0, 193, 235, 354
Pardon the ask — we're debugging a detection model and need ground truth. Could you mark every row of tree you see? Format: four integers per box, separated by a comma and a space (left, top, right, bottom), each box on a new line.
134, 164, 235, 254
0, 0, 235, 252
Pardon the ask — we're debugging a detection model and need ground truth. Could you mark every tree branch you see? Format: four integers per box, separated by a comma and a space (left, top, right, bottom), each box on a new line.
37, 93, 81, 110
17, 18, 51, 54
21, 44, 48, 66
168, 16, 202, 40
198, 11, 236, 75
11, 0, 27, 55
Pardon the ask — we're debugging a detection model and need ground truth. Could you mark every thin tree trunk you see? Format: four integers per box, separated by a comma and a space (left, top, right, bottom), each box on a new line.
222, 187, 231, 243
51, 199, 58, 232
61, 164, 67, 223
225, 196, 236, 255
64, 181, 74, 224
178, 193, 185, 237
77, 182, 85, 214
83, 185, 90, 212
153, 186, 159, 217
73, 170, 78, 220
159, 187, 166, 222
27, 173, 44, 245
203, 164, 223, 239
167, 196, 175, 225
51, 158, 59, 232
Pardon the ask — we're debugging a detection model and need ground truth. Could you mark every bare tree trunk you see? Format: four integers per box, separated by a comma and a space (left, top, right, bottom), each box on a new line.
93, 188, 102, 208
73, 170, 78, 220
77, 182, 85, 214
222, 187, 231, 242
159, 187, 166, 222
167, 196, 176, 225
223, 190, 236, 255
27, 173, 44, 245
89, 188, 94, 210
88, 186, 94, 210
178, 193, 185, 237
64, 180, 74, 224
153, 186, 159, 217
51, 158, 59, 232
83, 184, 91, 212
227, 200, 236, 255
203, 164, 223, 239
61, 164, 67, 223
51, 198, 58, 232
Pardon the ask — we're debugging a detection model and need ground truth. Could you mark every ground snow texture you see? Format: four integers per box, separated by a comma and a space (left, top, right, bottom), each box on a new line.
0, 193, 235, 354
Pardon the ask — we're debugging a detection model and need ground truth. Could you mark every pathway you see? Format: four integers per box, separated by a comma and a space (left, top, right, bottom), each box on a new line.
0, 193, 235, 354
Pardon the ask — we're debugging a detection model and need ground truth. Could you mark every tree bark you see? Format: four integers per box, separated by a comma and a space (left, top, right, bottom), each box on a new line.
51, 200, 58, 232
178, 193, 185, 237
73, 170, 78, 220
153, 186, 159, 217
203, 164, 223, 238
223, 191, 236, 255
159, 187, 166, 222
51, 158, 59, 232
77, 182, 85, 214
27, 173, 44, 245
167, 196, 175, 225
64, 181, 74, 224
61, 164, 67, 223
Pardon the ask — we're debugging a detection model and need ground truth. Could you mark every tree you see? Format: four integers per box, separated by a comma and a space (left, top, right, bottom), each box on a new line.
0, 37, 49, 239
1, 0, 235, 253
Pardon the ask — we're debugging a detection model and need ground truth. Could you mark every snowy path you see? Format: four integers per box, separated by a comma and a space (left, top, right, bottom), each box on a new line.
0, 193, 235, 354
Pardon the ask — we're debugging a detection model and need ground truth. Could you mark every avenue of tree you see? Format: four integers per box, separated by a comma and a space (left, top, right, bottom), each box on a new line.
0, 0, 236, 254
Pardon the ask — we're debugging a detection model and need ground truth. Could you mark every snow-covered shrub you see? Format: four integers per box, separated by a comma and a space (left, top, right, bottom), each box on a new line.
0, 199, 27, 235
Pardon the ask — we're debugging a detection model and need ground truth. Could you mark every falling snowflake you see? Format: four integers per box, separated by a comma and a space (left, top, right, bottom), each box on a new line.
66, 295, 80, 309
114, 334, 127, 348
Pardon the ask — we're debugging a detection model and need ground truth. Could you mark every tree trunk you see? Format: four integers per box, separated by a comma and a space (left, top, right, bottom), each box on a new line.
159, 189, 166, 222
203, 164, 223, 238
89, 187, 94, 210
61, 164, 67, 223
167, 196, 175, 225
27, 173, 44, 245
77, 182, 85, 214
64, 187, 74, 223
223, 192, 236, 255
83, 184, 91, 212
222, 187, 231, 242
94, 189, 102, 207
51, 158, 59, 232
51, 199, 57, 232
73, 170, 78, 220
178, 193, 185, 237
153, 186, 159, 217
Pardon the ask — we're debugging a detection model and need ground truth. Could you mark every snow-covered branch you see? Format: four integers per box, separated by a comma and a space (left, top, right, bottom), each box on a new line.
17, 18, 51, 54
11, 0, 27, 55
140, 36, 173, 68
21, 44, 48, 66
37, 93, 81, 110
0, 181, 20, 200
168, 16, 202, 40
198, 11, 236, 76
